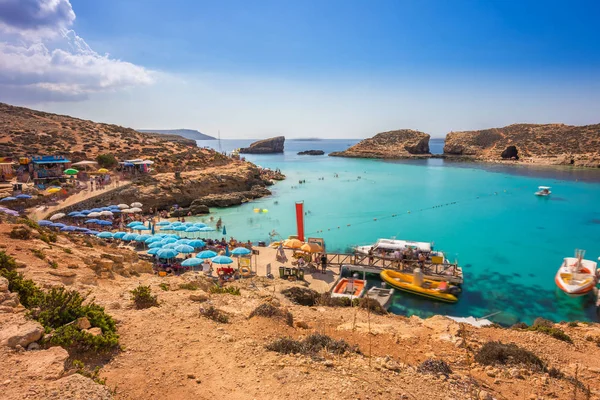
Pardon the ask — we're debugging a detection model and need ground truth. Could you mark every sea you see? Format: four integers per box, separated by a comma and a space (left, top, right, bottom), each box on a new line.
194, 138, 600, 325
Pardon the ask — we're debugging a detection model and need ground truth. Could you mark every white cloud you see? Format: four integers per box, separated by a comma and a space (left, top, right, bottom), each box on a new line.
0, 0, 153, 102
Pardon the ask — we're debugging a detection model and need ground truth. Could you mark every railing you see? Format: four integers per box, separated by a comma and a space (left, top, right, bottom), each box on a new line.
326, 253, 463, 283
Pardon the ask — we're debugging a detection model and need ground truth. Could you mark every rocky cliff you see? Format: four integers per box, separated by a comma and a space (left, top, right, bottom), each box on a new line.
240, 136, 285, 154
329, 130, 430, 159
444, 123, 600, 167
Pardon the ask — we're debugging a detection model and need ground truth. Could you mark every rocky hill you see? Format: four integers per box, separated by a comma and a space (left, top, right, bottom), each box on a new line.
240, 136, 285, 154
444, 123, 600, 167
329, 129, 430, 159
0, 103, 227, 172
138, 129, 215, 141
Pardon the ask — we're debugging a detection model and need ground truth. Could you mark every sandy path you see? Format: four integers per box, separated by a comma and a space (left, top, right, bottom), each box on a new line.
28, 180, 132, 221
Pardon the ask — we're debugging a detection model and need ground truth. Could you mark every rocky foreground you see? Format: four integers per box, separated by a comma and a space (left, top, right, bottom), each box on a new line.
444, 123, 600, 167
1, 218, 600, 400
329, 130, 431, 159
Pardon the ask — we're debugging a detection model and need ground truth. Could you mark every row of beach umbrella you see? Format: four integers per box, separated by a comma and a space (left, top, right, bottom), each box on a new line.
48, 202, 144, 221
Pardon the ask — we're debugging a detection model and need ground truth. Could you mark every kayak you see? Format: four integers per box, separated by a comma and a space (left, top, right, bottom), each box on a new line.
380, 270, 459, 303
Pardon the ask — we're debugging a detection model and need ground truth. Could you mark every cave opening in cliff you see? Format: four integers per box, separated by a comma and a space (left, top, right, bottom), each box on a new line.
501, 145, 519, 160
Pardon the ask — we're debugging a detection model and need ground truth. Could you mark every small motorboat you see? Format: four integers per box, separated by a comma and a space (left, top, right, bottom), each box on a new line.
555, 250, 598, 297
535, 186, 551, 196
331, 277, 366, 300
380, 269, 459, 303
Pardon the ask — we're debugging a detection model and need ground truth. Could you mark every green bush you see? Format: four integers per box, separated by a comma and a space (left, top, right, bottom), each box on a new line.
130, 285, 158, 309
31, 248, 45, 260
62, 247, 73, 254
96, 154, 118, 169
40, 232, 57, 244
209, 285, 240, 295
0, 268, 43, 308
526, 325, 572, 343
49, 324, 119, 353
159, 283, 169, 291
1, 252, 119, 353
179, 282, 199, 290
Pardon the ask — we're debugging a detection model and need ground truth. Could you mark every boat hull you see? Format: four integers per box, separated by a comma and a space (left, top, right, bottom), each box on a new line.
554, 257, 598, 297
331, 278, 366, 300
380, 270, 458, 303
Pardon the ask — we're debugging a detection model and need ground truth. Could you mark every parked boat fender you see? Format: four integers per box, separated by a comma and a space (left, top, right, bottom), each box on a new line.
413, 268, 424, 287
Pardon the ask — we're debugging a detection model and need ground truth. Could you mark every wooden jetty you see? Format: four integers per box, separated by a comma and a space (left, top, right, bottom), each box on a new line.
325, 253, 464, 285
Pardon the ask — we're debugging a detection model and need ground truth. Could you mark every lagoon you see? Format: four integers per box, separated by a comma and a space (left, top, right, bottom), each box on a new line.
196, 139, 600, 324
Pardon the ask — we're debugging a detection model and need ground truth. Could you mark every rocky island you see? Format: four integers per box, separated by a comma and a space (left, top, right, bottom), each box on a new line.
444, 123, 600, 167
329, 129, 430, 159
297, 150, 324, 155
239, 136, 285, 154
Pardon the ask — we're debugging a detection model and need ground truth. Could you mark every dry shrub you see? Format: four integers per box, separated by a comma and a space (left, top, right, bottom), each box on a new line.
474, 341, 545, 371
200, 305, 229, 323
10, 225, 32, 240
130, 285, 158, 309
417, 359, 453, 376
281, 287, 320, 306
266, 333, 360, 356
248, 303, 293, 326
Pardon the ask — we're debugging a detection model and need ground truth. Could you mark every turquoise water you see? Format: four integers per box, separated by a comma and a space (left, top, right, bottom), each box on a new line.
196, 139, 600, 324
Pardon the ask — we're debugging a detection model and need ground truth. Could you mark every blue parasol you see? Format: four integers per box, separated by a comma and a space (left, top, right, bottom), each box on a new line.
197, 250, 218, 259
97, 232, 114, 239
157, 249, 178, 259
175, 244, 194, 254
211, 255, 233, 265
188, 240, 206, 249
231, 247, 251, 256
182, 258, 203, 267
38, 220, 52, 226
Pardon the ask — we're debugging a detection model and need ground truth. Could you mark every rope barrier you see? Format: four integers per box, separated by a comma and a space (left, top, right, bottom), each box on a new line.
305, 185, 532, 236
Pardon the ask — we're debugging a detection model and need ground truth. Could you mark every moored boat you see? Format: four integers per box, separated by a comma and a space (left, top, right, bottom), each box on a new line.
380, 269, 459, 303
555, 250, 598, 297
331, 277, 366, 300
535, 186, 551, 196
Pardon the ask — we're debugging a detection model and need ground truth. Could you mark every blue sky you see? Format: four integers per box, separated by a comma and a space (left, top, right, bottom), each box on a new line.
1, 0, 599, 138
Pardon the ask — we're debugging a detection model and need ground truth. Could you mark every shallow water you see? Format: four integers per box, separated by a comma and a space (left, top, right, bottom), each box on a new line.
195, 139, 600, 324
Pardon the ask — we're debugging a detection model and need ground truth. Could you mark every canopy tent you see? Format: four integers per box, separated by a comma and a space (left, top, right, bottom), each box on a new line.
71, 161, 98, 167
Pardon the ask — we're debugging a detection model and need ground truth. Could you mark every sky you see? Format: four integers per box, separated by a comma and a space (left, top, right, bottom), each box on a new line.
0, 0, 599, 139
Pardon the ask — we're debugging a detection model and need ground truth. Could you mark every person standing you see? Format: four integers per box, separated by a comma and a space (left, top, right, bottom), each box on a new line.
320, 253, 327, 274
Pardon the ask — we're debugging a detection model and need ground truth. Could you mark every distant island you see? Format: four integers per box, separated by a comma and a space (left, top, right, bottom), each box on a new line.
138, 129, 216, 141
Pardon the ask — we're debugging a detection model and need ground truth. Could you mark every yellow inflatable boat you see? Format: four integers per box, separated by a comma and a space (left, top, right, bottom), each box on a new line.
380, 270, 459, 303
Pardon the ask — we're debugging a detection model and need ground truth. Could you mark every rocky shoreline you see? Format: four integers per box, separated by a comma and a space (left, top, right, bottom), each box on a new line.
56, 162, 284, 217
240, 136, 285, 154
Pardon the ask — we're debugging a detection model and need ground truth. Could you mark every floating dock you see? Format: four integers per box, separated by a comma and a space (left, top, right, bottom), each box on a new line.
326, 253, 464, 285
366, 286, 395, 311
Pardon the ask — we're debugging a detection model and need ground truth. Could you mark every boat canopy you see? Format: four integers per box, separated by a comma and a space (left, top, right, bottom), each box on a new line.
538, 186, 551, 190
374, 239, 432, 252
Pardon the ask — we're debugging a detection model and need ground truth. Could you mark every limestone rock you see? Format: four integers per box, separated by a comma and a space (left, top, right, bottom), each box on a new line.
0, 276, 8, 292
48, 270, 77, 278
189, 293, 209, 302
76, 317, 91, 330
130, 260, 154, 274
295, 320, 309, 329
86, 327, 102, 337
297, 150, 324, 155
329, 129, 430, 159
22, 346, 69, 380
0, 321, 44, 348
443, 123, 600, 167
240, 136, 285, 154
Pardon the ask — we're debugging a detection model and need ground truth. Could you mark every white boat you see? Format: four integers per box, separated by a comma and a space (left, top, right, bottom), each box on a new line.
331, 277, 366, 300
535, 186, 551, 196
555, 250, 598, 297
356, 238, 432, 254
355, 238, 448, 262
